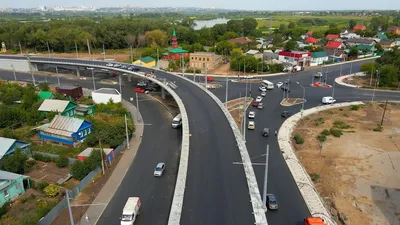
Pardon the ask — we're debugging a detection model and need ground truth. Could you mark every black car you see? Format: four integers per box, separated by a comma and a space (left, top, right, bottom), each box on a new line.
281, 111, 292, 118
262, 128, 269, 137
281, 86, 290, 92
145, 87, 157, 92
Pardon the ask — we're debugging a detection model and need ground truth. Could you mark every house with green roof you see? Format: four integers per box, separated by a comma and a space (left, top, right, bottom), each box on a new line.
163, 29, 189, 61
357, 44, 376, 53
311, 52, 328, 66
38, 99, 78, 117
38, 91, 54, 100
133, 56, 156, 68
374, 32, 388, 41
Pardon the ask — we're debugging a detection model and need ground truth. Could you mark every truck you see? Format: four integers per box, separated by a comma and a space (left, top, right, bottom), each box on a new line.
120, 197, 141, 225
56, 85, 83, 100
304, 217, 327, 225
322, 96, 336, 104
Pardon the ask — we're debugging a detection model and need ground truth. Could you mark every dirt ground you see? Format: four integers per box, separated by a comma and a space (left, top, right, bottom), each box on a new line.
26, 161, 70, 184
281, 97, 305, 106
208, 63, 265, 76
33, 52, 131, 62
226, 97, 253, 131
293, 102, 400, 225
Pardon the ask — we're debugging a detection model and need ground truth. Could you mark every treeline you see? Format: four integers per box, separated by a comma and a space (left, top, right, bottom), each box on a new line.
0, 17, 259, 53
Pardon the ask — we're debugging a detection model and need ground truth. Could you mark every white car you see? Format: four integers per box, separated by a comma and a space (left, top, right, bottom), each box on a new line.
259, 86, 267, 92
154, 162, 166, 177
261, 91, 266, 97
248, 121, 255, 130
248, 111, 255, 119
276, 82, 283, 88
106, 63, 114, 67
322, 96, 336, 104
243, 75, 254, 79
255, 96, 263, 102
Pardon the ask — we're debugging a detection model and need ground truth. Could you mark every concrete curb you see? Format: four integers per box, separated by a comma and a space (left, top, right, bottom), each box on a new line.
170, 74, 268, 224
278, 101, 365, 225
334, 74, 362, 88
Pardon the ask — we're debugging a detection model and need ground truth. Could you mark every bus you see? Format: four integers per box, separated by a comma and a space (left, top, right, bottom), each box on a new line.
262, 80, 274, 90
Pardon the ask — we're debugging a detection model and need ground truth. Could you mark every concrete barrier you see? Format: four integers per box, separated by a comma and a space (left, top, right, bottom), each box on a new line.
278, 101, 364, 225
0, 58, 31, 72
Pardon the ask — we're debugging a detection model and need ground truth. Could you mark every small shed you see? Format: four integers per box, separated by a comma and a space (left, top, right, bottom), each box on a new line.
77, 147, 114, 164
38, 91, 54, 100
75, 104, 95, 116
56, 85, 83, 100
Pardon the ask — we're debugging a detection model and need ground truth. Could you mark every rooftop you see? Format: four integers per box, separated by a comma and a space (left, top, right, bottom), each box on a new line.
38, 99, 71, 112
57, 85, 81, 90
78, 147, 113, 157
0, 137, 17, 158
245, 50, 261, 55
191, 52, 216, 56
0, 170, 29, 191
92, 88, 120, 95
38, 91, 54, 100
37, 115, 87, 137
139, 56, 155, 63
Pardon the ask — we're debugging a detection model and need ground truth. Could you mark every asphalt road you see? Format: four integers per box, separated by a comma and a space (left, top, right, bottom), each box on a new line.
0, 70, 181, 225
207, 60, 400, 225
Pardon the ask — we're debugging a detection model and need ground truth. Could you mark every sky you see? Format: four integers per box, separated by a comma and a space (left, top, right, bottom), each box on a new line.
3, 0, 400, 11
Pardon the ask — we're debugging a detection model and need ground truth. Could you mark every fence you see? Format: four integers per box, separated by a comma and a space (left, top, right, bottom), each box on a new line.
32, 151, 77, 164
37, 142, 125, 225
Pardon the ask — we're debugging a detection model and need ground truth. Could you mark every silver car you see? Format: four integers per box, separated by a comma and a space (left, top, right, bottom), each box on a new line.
261, 91, 266, 97
154, 163, 165, 177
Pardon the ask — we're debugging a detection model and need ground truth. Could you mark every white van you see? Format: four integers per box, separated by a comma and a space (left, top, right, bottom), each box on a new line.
120, 197, 141, 225
172, 114, 182, 128
262, 80, 274, 90
322, 96, 336, 104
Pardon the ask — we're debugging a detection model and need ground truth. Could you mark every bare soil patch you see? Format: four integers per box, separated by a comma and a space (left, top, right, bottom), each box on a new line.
281, 98, 305, 106
26, 161, 70, 184
208, 63, 233, 75
293, 103, 400, 225
226, 97, 253, 131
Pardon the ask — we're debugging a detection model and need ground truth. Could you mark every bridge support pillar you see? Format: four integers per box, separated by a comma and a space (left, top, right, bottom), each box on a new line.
76, 66, 80, 77
128, 75, 132, 82
32, 63, 38, 71
161, 87, 166, 100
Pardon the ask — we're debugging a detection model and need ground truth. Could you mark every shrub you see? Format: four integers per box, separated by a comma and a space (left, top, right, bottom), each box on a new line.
373, 124, 383, 132
317, 135, 327, 142
294, 134, 304, 144
71, 160, 91, 180
55, 156, 69, 168
24, 159, 36, 173
0, 202, 9, 217
43, 184, 60, 197
333, 120, 351, 129
330, 128, 343, 137
32, 153, 54, 163
0, 149, 29, 174
310, 173, 320, 182
321, 129, 330, 136
350, 104, 360, 111
314, 118, 325, 126
37, 181, 49, 191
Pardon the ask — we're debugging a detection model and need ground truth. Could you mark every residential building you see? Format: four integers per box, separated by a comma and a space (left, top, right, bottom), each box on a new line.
357, 44, 376, 53
311, 52, 329, 66
324, 49, 346, 61
78, 147, 114, 164
379, 40, 396, 49
387, 26, 400, 35
0, 170, 30, 206
326, 34, 340, 41
278, 51, 311, 67
373, 32, 388, 41
345, 38, 376, 47
133, 56, 156, 68
0, 137, 31, 160
263, 51, 279, 63
227, 37, 252, 45
326, 41, 345, 49
38, 99, 78, 117
296, 41, 309, 49
56, 85, 83, 100
341, 32, 361, 39
37, 91, 54, 100
305, 37, 318, 44
395, 38, 400, 47
75, 104, 95, 117
245, 50, 264, 60
91, 88, 122, 104
353, 24, 366, 31
162, 29, 189, 61
340, 29, 349, 35
189, 52, 223, 70
36, 115, 93, 146
300, 35, 308, 40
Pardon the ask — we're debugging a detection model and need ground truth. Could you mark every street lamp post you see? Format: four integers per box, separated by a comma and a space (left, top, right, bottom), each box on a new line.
225, 75, 229, 108
136, 92, 140, 122
91, 69, 96, 90
11, 64, 17, 81
372, 71, 379, 102
262, 144, 270, 211
125, 114, 130, 149
297, 82, 306, 110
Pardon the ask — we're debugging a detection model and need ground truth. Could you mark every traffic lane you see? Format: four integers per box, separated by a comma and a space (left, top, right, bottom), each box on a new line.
246, 89, 310, 225
97, 93, 181, 225
169, 75, 255, 225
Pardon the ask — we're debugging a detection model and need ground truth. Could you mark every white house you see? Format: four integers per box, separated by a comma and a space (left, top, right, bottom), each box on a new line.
245, 50, 264, 60
310, 52, 329, 66
91, 88, 122, 104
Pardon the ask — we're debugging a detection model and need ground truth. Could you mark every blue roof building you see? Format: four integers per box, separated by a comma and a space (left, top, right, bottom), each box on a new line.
36, 115, 93, 147
0, 137, 31, 160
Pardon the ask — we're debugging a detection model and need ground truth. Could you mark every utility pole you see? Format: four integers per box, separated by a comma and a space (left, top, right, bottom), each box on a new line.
11, 64, 17, 81
26, 55, 36, 86
86, 39, 91, 60
380, 100, 388, 128
91, 69, 96, 90
130, 46, 134, 64
119, 75, 122, 96
193, 69, 196, 82
370, 61, 375, 86
262, 145, 270, 211
181, 54, 184, 77
372, 71, 379, 102
19, 41, 22, 54
47, 42, 51, 57
66, 190, 75, 225
125, 114, 130, 149
156, 48, 159, 69
205, 66, 208, 88
349, 61, 353, 75
56, 66, 60, 87
103, 44, 106, 61
98, 137, 105, 175
75, 42, 79, 58
135, 92, 140, 122
242, 94, 247, 141
225, 75, 229, 108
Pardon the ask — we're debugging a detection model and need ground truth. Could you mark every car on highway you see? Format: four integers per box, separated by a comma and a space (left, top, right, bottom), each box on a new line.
257, 102, 264, 109
252, 101, 259, 107
137, 81, 147, 87
135, 88, 145, 93
145, 87, 157, 92
322, 96, 336, 104
261, 91, 266, 97
243, 75, 254, 79
276, 82, 283, 88
106, 63, 114, 67
262, 128, 270, 137
153, 163, 165, 177
121, 65, 128, 69
266, 194, 278, 210
247, 121, 255, 130
259, 86, 267, 92
113, 64, 121, 68
281, 111, 292, 118
255, 96, 263, 102
206, 77, 213, 82
248, 111, 255, 119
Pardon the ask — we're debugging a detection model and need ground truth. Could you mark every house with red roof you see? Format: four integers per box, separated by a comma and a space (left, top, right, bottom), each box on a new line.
326, 34, 340, 40
278, 51, 312, 67
228, 37, 253, 45
353, 24, 366, 31
326, 41, 345, 49
305, 37, 318, 44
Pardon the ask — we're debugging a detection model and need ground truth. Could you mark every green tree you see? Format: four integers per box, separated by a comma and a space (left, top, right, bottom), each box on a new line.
288, 22, 296, 29
230, 48, 243, 59
349, 19, 357, 29
285, 40, 297, 51
0, 148, 29, 174
348, 47, 359, 57
39, 82, 50, 91
227, 20, 243, 34
360, 62, 379, 77
370, 16, 390, 31
242, 18, 257, 36
378, 65, 399, 87
215, 41, 236, 55
55, 156, 69, 168
70, 160, 91, 180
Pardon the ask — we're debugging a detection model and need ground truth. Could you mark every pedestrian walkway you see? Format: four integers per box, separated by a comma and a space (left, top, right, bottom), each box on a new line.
76, 99, 144, 225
